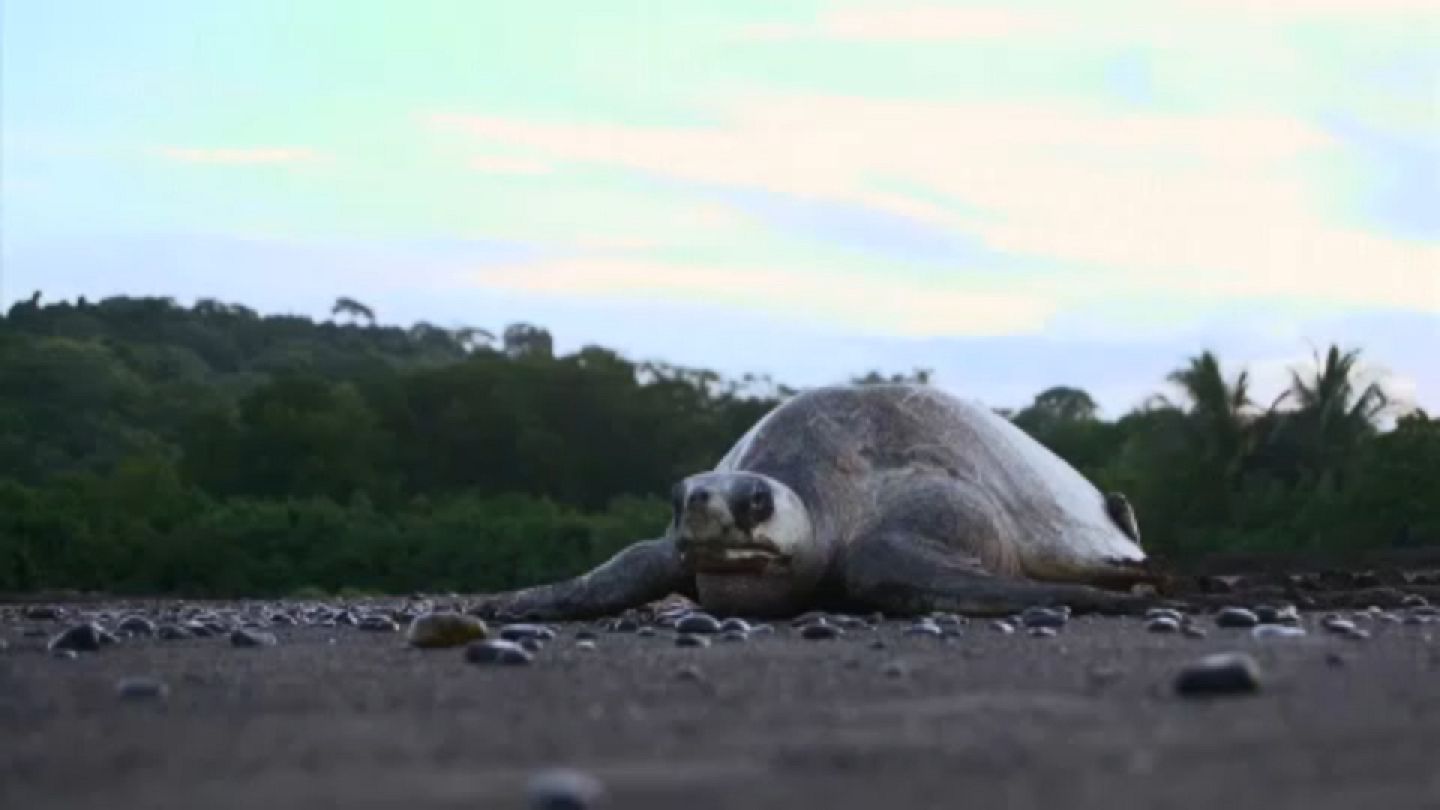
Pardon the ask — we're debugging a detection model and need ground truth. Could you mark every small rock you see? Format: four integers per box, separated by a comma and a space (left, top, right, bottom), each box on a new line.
1029, 627, 1058, 639
49, 623, 106, 653
1147, 617, 1180, 634
610, 617, 640, 633
1401, 594, 1430, 609
24, 606, 62, 621
1322, 616, 1359, 635
717, 630, 749, 643
269, 613, 298, 627
790, 611, 829, 627
501, 624, 558, 643
674, 665, 704, 682
359, 616, 401, 633
881, 661, 908, 679
750, 624, 775, 636
718, 618, 751, 634
527, 767, 605, 810
335, 611, 359, 626
800, 623, 843, 641
157, 625, 191, 641
904, 621, 943, 638
520, 638, 544, 653
1145, 608, 1184, 623
991, 620, 1016, 635
465, 639, 533, 665
1174, 652, 1262, 697
1182, 624, 1208, 639
117, 616, 157, 637
230, 629, 278, 648
675, 614, 722, 635
52, 649, 79, 660
1251, 624, 1306, 639
407, 613, 489, 649
116, 677, 169, 701
675, 633, 710, 648
1215, 607, 1259, 628
1021, 607, 1068, 629
636, 627, 657, 638
575, 640, 597, 652
575, 629, 598, 642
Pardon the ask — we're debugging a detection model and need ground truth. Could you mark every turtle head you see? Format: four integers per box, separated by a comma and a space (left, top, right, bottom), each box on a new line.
669, 471, 820, 615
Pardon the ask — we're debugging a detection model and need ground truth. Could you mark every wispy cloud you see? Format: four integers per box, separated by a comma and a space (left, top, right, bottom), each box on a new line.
469, 257, 1057, 337
431, 96, 1439, 313
465, 154, 554, 176
743, 7, 1060, 42
153, 147, 321, 166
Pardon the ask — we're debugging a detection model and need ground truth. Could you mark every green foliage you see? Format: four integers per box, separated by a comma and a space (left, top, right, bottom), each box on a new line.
0, 294, 1436, 595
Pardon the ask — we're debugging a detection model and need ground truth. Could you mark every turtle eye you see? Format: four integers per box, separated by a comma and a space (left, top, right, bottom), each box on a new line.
750, 486, 773, 518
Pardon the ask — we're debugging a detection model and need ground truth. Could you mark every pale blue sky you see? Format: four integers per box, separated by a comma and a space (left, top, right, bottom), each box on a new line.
3, 1, 1437, 414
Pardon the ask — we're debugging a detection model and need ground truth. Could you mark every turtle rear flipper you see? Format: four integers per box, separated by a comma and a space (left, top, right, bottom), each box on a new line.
843, 530, 1154, 617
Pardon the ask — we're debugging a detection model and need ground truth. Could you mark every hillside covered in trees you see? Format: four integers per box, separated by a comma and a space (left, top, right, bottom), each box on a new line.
1, 294, 1436, 597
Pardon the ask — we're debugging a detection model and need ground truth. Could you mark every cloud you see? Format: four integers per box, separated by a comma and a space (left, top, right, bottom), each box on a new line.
465, 154, 554, 176
153, 147, 321, 165
430, 96, 1440, 314
742, 7, 1061, 42
468, 257, 1057, 337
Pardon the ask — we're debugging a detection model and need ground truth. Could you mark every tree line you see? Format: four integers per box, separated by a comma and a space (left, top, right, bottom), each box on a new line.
0, 294, 1435, 596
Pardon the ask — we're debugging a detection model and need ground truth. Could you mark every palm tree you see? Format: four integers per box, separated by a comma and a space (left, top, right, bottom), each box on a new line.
331, 297, 376, 326
1160, 351, 1258, 482
1286, 344, 1388, 479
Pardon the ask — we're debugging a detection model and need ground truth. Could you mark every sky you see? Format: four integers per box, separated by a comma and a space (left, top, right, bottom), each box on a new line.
3, 0, 1437, 415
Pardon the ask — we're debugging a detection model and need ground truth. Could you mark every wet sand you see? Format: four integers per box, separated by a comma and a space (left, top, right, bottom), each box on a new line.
2, 603, 1439, 810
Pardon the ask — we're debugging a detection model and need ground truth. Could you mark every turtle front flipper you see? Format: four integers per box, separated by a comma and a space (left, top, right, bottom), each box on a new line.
468, 538, 691, 621
842, 530, 1156, 617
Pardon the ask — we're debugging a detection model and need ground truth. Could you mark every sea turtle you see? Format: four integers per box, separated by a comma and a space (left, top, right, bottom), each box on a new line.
470, 384, 1162, 619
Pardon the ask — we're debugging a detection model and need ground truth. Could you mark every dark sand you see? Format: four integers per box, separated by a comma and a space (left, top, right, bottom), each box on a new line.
3, 605, 1439, 810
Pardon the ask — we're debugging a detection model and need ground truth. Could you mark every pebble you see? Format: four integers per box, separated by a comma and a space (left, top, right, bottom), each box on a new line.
1411, 606, 1439, 618
717, 630, 749, 643
1215, 607, 1259, 628
1146, 617, 1180, 634
52, 649, 79, 660
157, 624, 191, 641
116, 677, 169, 701
1251, 624, 1307, 639
750, 624, 775, 636
674, 665, 704, 682
904, 621, 943, 638
359, 616, 401, 633
575, 640, 597, 652
1322, 616, 1358, 635
501, 624, 558, 643
527, 767, 605, 810
610, 618, 639, 633
1174, 652, 1262, 697
269, 613, 298, 627
800, 623, 843, 641
790, 611, 829, 627
1400, 594, 1429, 609
335, 611, 359, 626
520, 638, 544, 653
230, 629, 278, 648
1253, 605, 1299, 625
675, 614, 722, 635
407, 613, 489, 649
991, 620, 1016, 635
1028, 627, 1058, 639
117, 616, 157, 637
49, 623, 107, 653
24, 606, 62, 621
718, 618, 751, 634
636, 627, 657, 638
465, 639, 533, 665
675, 633, 710, 649
881, 661, 909, 679
1021, 607, 1068, 629
1145, 608, 1184, 623
574, 629, 598, 642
